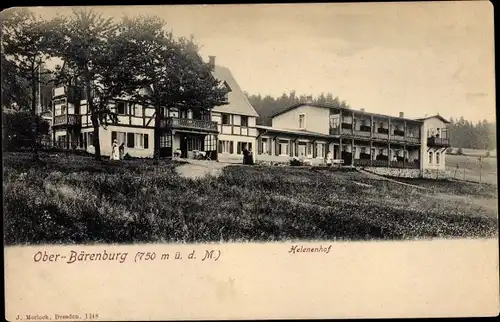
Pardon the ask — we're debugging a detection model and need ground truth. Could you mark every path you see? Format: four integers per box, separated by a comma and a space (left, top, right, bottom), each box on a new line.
175, 159, 230, 179
358, 169, 426, 190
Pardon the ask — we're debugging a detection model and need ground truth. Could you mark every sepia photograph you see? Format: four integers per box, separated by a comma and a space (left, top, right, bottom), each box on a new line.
2, 1, 498, 320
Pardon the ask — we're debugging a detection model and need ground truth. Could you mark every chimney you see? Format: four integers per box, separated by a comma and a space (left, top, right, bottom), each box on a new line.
306, 95, 313, 103
360, 108, 365, 112
399, 112, 404, 118
208, 56, 215, 69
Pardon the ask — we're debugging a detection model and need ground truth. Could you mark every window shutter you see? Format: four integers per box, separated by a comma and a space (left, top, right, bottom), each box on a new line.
313, 143, 317, 158
275, 139, 279, 156
258, 138, 262, 154
112, 131, 117, 143
295, 141, 299, 157
237, 142, 241, 154
218, 141, 222, 153
127, 133, 135, 148
230, 141, 234, 154
289, 140, 293, 156
144, 134, 149, 149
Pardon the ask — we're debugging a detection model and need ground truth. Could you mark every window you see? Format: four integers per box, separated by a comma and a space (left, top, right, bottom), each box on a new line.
117, 102, 126, 115
307, 142, 313, 155
436, 152, 440, 165
218, 140, 233, 154
241, 116, 248, 127
187, 109, 193, 119
316, 143, 325, 158
127, 133, 135, 148
261, 138, 268, 154
299, 114, 305, 129
379, 148, 384, 155
160, 134, 171, 148
298, 143, 306, 157
135, 133, 148, 148
352, 146, 356, 158
112, 131, 126, 145
428, 152, 433, 164
222, 114, 230, 125
329, 115, 340, 128
278, 140, 289, 156
237, 142, 252, 154
204, 135, 216, 151
61, 104, 67, 114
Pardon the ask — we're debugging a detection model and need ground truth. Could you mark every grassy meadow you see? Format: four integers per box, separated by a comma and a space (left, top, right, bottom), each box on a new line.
446, 153, 497, 185
3, 152, 498, 245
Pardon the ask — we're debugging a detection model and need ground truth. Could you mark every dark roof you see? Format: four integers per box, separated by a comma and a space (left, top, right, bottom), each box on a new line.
414, 114, 451, 124
270, 103, 423, 123
256, 125, 331, 139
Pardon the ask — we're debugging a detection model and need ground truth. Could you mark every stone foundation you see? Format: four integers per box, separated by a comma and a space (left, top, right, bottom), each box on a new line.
422, 168, 452, 179
363, 167, 421, 178
363, 167, 451, 179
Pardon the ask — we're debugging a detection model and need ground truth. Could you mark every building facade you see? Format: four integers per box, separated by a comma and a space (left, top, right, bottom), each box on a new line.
253, 102, 451, 177
51, 57, 450, 178
51, 57, 259, 161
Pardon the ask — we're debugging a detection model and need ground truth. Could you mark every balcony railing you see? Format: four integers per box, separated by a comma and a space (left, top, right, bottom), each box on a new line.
373, 132, 389, 140
161, 117, 218, 133
391, 135, 405, 142
53, 114, 80, 126
329, 127, 340, 135
427, 137, 450, 147
341, 128, 353, 135
353, 130, 371, 138
406, 136, 420, 144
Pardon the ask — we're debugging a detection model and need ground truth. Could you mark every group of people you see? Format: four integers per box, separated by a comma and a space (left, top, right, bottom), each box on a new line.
242, 148, 254, 165
111, 139, 125, 161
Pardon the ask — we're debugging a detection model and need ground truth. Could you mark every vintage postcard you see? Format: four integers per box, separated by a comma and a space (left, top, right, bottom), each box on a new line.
2, 2, 498, 320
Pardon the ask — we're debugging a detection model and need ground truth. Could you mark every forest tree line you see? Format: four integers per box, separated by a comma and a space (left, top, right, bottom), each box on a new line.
246, 91, 496, 151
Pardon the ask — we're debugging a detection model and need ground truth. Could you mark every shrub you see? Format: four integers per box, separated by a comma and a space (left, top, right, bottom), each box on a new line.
290, 158, 303, 166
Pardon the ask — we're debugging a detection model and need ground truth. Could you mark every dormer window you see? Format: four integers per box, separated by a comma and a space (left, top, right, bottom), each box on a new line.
299, 114, 305, 129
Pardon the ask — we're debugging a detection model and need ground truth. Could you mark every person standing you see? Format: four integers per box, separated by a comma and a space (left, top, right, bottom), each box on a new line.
242, 148, 249, 165
111, 139, 120, 160
326, 150, 333, 167
119, 142, 125, 160
248, 148, 254, 165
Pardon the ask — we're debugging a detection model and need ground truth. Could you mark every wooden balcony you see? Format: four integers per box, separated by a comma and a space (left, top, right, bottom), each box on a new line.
353, 130, 371, 138
329, 127, 340, 135
373, 132, 389, 140
427, 136, 450, 147
405, 136, 420, 144
53, 114, 80, 127
391, 135, 406, 142
161, 117, 218, 133
341, 128, 353, 135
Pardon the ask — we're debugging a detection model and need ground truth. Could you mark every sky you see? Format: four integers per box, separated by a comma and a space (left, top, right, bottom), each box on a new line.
29, 2, 495, 123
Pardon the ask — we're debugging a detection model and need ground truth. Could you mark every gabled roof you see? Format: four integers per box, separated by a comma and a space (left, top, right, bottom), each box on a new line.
271, 102, 423, 123
414, 114, 451, 124
256, 125, 331, 139
210, 65, 259, 117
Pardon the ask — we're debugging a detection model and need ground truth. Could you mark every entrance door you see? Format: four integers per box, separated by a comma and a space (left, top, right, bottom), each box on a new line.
333, 144, 339, 159
180, 134, 188, 158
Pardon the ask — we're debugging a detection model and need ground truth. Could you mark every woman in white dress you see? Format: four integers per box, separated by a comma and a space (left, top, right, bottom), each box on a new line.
111, 139, 120, 160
